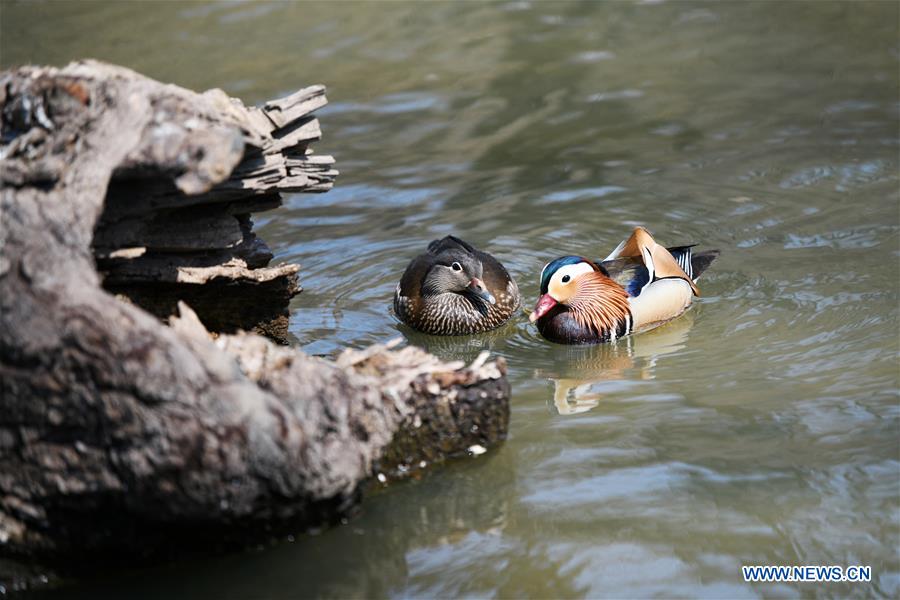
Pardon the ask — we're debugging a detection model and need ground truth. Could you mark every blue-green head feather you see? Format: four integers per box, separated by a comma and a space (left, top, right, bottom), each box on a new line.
540, 256, 587, 294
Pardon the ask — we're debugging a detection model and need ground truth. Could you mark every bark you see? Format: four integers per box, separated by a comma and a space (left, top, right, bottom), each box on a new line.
59, 62, 337, 342
0, 60, 510, 576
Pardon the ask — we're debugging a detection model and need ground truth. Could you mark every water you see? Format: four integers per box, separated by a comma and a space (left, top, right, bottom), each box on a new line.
3, 1, 899, 597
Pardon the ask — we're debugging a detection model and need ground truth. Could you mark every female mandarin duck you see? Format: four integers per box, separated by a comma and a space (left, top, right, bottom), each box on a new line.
530, 227, 719, 344
395, 235, 520, 335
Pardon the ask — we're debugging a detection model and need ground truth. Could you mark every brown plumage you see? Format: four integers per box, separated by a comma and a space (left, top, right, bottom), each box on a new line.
394, 236, 520, 335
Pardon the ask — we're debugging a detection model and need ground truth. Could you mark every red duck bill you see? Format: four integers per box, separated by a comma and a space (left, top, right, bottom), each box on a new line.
529, 294, 558, 322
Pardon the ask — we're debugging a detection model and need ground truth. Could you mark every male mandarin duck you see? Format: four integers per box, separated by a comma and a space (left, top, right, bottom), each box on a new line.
394, 235, 521, 335
529, 227, 719, 344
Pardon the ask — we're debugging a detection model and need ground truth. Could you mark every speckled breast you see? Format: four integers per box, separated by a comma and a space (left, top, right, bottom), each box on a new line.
394, 279, 520, 335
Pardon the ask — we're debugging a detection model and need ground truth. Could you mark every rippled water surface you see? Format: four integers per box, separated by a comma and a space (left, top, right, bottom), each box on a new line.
3, 1, 899, 597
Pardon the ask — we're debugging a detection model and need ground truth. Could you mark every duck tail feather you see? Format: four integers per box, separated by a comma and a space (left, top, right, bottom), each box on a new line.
666, 245, 696, 279
690, 249, 720, 281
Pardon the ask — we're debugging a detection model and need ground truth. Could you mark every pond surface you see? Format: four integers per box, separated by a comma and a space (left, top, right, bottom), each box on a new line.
3, 0, 899, 597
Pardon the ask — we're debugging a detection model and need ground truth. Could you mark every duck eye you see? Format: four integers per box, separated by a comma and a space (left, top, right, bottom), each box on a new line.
451, 262, 462, 271
561, 275, 571, 283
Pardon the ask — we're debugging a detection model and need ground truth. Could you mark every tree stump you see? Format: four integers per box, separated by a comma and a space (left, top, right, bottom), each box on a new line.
0, 61, 510, 581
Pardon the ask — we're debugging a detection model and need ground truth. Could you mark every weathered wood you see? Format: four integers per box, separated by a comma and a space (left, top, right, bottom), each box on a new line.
258, 84, 328, 130
223, 193, 283, 215
104, 264, 300, 341
93, 208, 244, 252
0, 60, 511, 583
29, 61, 337, 340
101, 152, 336, 217
265, 116, 322, 155
65, 59, 337, 339
95, 211, 292, 338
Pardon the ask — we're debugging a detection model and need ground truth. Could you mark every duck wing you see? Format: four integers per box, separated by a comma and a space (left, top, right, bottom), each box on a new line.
476, 247, 520, 310
599, 255, 650, 297
600, 227, 699, 296
600, 245, 702, 297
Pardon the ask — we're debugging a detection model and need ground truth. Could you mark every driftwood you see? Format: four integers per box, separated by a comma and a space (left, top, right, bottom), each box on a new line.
0, 60, 510, 578
59, 63, 335, 342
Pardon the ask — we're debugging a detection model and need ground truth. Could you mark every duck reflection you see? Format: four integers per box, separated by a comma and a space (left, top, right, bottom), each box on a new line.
539, 311, 695, 415
396, 320, 518, 364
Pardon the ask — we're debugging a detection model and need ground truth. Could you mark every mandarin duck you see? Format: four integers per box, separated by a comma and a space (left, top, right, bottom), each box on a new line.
394, 235, 520, 335
529, 227, 719, 344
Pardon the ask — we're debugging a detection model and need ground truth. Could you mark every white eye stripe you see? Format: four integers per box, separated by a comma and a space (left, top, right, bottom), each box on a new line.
553, 262, 594, 285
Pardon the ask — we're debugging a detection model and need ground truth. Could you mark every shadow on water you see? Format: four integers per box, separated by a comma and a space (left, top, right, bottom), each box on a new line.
42, 453, 544, 600
398, 319, 523, 364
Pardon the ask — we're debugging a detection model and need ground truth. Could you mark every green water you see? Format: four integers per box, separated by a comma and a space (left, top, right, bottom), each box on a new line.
3, 1, 899, 597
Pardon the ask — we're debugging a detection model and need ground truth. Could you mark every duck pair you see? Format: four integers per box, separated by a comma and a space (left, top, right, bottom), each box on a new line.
394, 227, 719, 344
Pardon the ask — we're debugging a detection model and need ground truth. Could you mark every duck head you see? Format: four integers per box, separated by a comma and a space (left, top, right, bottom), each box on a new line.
422, 250, 496, 305
529, 256, 599, 322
